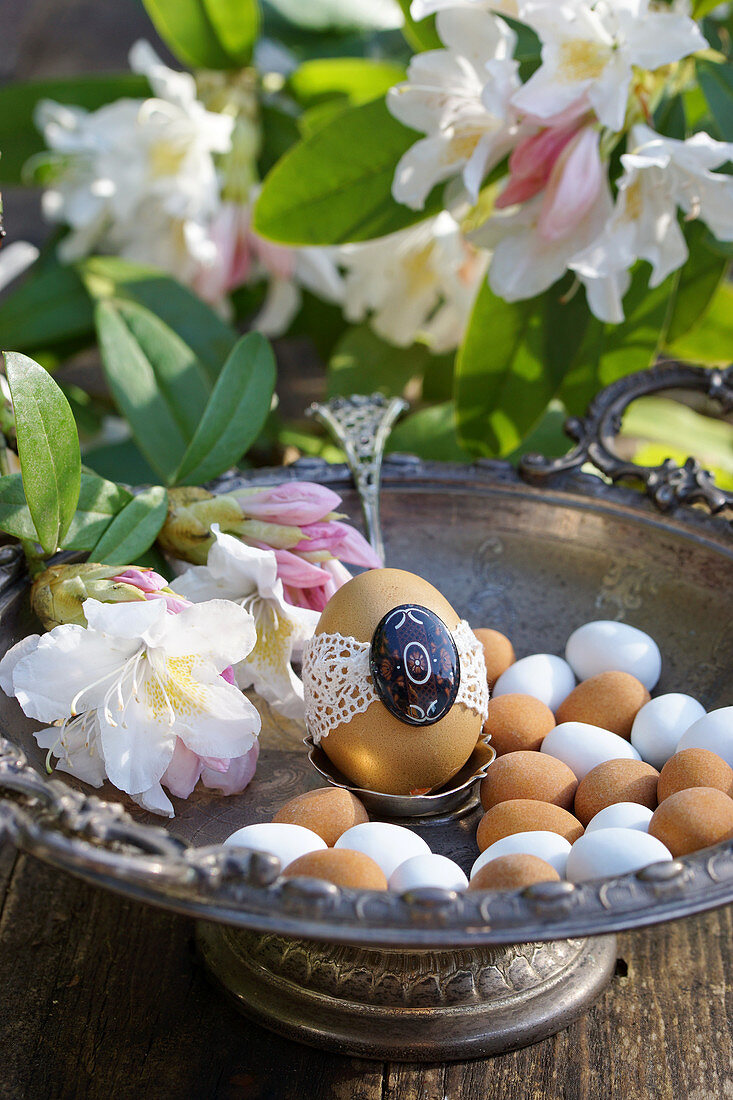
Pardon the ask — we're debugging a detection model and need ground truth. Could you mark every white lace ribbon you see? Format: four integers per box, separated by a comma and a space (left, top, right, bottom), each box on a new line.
302, 619, 489, 744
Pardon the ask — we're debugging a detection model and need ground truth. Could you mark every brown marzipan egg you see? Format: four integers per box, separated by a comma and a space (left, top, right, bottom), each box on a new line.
468, 854, 560, 891
574, 758, 659, 826
482, 693, 556, 756
282, 848, 388, 890
480, 751, 578, 812
657, 748, 733, 803
649, 787, 733, 857
476, 799, 584, 851
472, 628, 515, 688
312, 569, 484, 796
555, 671, 651, 739
273, 787, 369, 846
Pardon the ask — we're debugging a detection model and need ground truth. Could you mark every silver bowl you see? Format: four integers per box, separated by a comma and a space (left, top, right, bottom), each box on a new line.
1, 364, 731, 1061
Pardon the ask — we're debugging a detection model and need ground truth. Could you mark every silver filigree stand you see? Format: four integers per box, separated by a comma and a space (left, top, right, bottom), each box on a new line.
197, 924, 617, 1060
306, 393, 408, 562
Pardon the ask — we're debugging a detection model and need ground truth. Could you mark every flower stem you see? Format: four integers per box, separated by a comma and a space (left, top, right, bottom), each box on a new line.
20, 539, 47, 579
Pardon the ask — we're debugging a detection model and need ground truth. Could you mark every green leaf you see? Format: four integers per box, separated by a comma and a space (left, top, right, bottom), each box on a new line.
0, 252, 94, 356
695, 0, 727, 19
94, 299, 211, 483
63, 474, 134, 550
665, 223, 729, 344
258, 104, 301, 176
653, 94, 686, 140
3, 352, 81, 553
697, 59, 733, 140
79, 256, 236, 383
83, 438, 160, 486
455, 278, 589, 457
328, 325, 430, 398
202, 0, 260, 64
665, 280, 733, 364
0, 476, 40, 541
253, 98, 440, 245
387, 402, 472, 462
289, 57, 404, 107
141, 0, 238, 69
560, 266, 676, 416
620, 395, 733, 490
394, 0, 442, 50
175, 332, 276, 484
89, 485, 169, 566
0, 74, 149, 185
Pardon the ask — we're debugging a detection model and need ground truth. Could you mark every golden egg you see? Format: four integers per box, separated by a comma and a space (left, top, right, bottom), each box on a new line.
476, 799, 584, 850
472, 628, 515, 689
482, 693, 556, 756
281, 848, 388, 890
308, 568, 484, 796
573, 758, 659, 826
468, 853, 561, 892
649, 787, 733, 856
273, 787, 369, 846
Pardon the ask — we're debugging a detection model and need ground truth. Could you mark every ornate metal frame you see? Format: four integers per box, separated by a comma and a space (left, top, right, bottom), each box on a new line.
0, 364, 732, 949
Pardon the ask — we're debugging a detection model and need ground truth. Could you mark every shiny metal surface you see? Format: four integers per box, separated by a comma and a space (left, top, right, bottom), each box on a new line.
304, 733, 496, 820
0, 364, 731, 951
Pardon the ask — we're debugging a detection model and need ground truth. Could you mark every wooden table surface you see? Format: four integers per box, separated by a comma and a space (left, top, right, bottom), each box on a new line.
0, 842, 731, 1099
1, 3, 733, 1097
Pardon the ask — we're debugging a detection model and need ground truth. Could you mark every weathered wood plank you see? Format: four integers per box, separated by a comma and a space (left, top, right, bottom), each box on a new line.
1, 852, 732, 1099
0, 855, 383, 1100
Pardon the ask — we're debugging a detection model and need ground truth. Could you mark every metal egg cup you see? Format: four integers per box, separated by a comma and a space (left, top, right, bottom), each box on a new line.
1, 366, 732, 1061
303, 731, 496, 821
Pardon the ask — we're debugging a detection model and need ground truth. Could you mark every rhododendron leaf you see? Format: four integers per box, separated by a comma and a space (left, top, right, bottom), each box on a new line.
253, 99, 441, 245
175, 333, 276, 485
664, 224, 729, 344
0, 252, 93, 357
289, 58, 405, 107
455, 278, 588, 457
95, 298, 212, 482
560, 267, 676, 417
394, 0, 441, 51
141, 0, 257, 69
3, 352, 81, 554
697, 59, 733, 141
79, 257, 237, 384
0, 473, 131, 548
90, 485, 169, 566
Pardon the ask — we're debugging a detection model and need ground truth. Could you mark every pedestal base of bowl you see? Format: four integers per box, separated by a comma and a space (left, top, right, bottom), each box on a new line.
196, 923, 617, 1061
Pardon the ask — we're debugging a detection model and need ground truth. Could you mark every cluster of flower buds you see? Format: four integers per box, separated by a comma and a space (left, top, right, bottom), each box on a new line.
158, 481, 380, 611
30, 563, 188, 630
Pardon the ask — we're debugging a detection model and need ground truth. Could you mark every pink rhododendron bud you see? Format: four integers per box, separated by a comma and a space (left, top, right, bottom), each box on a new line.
201, 742, 260, 795
113, 567, 169, 593
496, 123, 579, 210
538, 127, 604, 243
233, 482, 342, 525
257, 546, 331, 589
294, 520, 381, 568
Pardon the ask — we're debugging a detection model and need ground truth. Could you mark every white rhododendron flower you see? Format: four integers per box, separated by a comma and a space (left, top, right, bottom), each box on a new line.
388, 8, 523, 208
339, 211, 489, 351
36, 41, 233, 281
570, 124, 733, 320
512, 0, 706, 132
411, 0, 521, 18
473, 170, 615, 302
0, 597, 261, 817
174, 528, 319, 720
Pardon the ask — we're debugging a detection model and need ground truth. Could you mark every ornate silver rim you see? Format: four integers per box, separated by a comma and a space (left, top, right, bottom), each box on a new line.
0, 364, 732, 947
